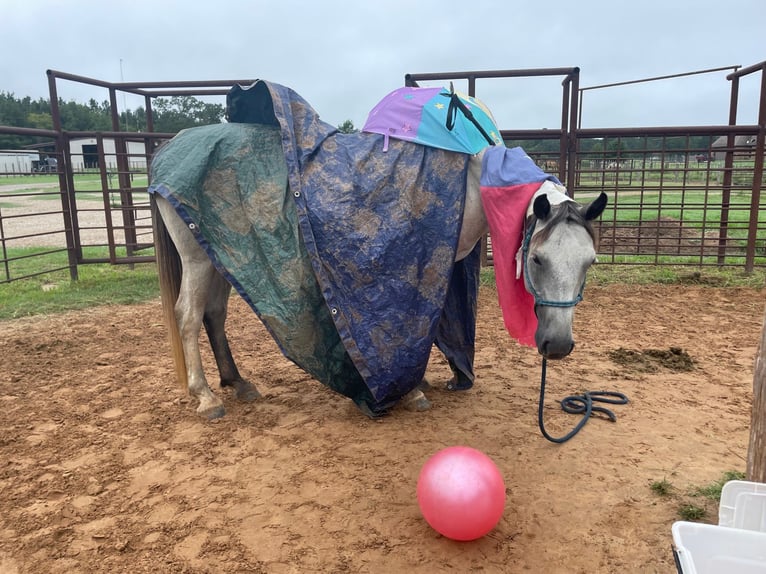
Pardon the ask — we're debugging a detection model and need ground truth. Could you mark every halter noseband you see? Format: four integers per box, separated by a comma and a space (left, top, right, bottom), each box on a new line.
520, 220, 585, 308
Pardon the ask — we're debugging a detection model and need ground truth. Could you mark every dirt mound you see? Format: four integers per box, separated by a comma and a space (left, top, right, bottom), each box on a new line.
598, 216, 722, 256
608, 346, 695, 372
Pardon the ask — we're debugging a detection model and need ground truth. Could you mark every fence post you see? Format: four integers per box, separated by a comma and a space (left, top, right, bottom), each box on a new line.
747, 303, 766, 482
47, 70, 79, 281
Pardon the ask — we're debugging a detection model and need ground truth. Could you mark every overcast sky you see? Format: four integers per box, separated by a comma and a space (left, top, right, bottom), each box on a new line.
2, 0, 764, 130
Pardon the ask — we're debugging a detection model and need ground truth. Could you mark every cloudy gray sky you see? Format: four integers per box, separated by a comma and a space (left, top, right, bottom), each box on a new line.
2, 0, 764, 130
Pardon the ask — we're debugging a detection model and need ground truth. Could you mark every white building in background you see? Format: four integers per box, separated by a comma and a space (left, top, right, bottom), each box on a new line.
67, 138, 148, 171
1, 138, 150, 175
0, 150, 41, 174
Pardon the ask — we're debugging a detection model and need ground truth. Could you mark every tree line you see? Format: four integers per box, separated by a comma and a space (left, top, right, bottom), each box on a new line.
2, 90, 709, 156
0, 92, 360, 150
510, 134, 716, 158
0, 92, 226, 148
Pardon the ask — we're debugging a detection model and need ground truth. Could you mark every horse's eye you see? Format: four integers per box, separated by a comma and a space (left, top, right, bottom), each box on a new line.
532, 254, 542, 266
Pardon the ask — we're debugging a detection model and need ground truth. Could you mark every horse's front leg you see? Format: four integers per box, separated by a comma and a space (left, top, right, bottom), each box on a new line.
176, 260, 226, 419
203, 272, 261, 402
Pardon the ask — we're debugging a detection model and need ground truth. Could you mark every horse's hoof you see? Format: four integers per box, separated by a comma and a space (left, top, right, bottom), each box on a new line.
198, 403, 226, 419
446, 376, 473, 391
237, 387, 261, 402
231, 380, 261, 402
403, 390, 432, 412
355, 401, 388, 419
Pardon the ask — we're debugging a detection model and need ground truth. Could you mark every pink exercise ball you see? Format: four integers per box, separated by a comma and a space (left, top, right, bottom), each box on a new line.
417, 446, 506, 541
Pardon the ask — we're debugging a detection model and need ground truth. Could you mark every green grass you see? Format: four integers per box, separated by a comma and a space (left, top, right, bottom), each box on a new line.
2, 245, 764, 322
0, 171, 148, 185
691, 470, 746, 501
483, 265, 766, 288
650, 478, 674, 497
0, 190, 104, 202
678, 504, 707, 521
575, 176, 766, 266
0, 172, 148, 194
594, 190, 766, 257
0, 263, 158, 320
0, 246, 158, 320
575, 158, 761, 188
587, 264, 766, 287
0, 174, 61, 186
649, 470, 747, 523
480, 267, 495, 286
7, 259, 760, 321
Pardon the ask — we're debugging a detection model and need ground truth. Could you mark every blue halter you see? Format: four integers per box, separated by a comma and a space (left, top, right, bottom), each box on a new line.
521, 220, 586, 308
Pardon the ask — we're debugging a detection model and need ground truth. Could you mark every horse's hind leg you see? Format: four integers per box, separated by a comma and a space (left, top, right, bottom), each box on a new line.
203, 272, 261, 402
176, 259, 227, 419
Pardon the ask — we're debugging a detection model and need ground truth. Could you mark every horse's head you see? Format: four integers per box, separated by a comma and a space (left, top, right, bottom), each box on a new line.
523, 190, 607, 359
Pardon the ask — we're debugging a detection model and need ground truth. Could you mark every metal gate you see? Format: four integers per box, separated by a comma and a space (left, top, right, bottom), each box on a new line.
406, 63, 765, 272
57, 130, 163, 271
1, 65, 764, 283
45, 71, 259, 278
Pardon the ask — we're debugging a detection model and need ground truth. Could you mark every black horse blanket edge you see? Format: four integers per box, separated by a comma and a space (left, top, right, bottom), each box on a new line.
148, 80, 479, 414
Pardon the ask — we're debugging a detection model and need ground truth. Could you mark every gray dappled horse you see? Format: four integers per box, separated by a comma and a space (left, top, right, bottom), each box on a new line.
152, 147, 607, 419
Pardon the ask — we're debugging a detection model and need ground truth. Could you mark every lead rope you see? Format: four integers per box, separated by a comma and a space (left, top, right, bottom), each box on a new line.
537, 358, 629, 443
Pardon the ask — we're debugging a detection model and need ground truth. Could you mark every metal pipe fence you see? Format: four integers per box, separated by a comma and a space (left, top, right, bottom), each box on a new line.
0, 126, 173, 282
573, 126, 763, 268
1, 66, 764, 283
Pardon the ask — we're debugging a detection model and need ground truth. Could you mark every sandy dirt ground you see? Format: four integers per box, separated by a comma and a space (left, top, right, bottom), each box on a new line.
0, 281, 764, 573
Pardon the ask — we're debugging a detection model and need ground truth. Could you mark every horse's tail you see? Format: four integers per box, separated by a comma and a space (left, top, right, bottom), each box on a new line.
151, 195, 188, 391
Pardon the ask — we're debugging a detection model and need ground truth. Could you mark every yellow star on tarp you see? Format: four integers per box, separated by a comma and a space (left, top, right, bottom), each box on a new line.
434, 103, 445, 109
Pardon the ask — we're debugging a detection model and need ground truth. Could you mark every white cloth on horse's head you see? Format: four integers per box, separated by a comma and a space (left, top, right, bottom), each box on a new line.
525, 180, 573, 218
479, 146, 562, 347
517, 181, 575, 279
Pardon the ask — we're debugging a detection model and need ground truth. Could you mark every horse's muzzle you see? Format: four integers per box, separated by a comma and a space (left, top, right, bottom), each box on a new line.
538, 339, 575, 360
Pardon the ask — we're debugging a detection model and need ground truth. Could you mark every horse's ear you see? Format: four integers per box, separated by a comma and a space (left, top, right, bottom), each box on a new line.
533, 194, 551, 220
583, 192, 608, 221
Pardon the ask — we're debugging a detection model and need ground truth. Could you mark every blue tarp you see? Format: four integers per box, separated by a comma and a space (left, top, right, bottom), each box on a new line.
149, 80, 479, 414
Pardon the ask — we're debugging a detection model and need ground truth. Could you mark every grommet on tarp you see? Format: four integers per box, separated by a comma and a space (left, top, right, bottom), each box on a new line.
293, 191, 301, 198
331, 308, 338, 315
188, 223, 196, 230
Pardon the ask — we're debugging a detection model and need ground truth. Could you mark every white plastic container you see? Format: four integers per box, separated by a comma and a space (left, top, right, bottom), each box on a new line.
672, 521, 766, 574
719, 480, 766, 532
